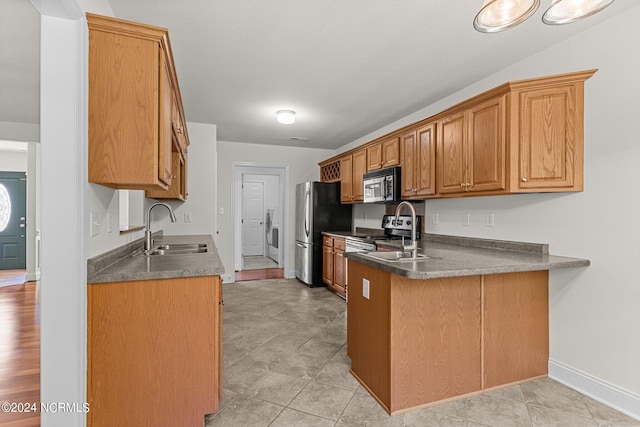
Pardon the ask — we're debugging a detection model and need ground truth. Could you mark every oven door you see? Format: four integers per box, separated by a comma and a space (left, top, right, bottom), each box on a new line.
363, 176, 386, 203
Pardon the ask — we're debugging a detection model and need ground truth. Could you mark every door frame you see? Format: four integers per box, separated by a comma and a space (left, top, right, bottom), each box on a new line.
232, 162, 288, 279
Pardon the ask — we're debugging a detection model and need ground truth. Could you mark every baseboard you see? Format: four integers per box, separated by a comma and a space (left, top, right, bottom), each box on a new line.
221, 273, 234, 283
285, 269, 296, 279
26, 272, 40, 282
548, 359, 640, 421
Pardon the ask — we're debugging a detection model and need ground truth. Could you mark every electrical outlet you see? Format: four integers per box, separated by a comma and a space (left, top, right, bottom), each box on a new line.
90, 212, 100, 237
107, 212, 113, 233
363, 278, 370, 299
485, 213, 495, 227
219, 207, 224, 215
431, 213, 439, 225
462, 212, 470, 226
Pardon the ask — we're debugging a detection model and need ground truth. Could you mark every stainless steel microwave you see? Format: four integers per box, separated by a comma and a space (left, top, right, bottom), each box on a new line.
363, 166, 401, 203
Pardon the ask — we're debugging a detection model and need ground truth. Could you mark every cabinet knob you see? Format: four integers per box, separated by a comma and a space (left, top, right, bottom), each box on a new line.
521, 177, 528, 182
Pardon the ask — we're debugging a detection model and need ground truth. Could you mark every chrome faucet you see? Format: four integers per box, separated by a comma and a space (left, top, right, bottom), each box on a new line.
144, 202, 177, 252
394, 201, 418, 259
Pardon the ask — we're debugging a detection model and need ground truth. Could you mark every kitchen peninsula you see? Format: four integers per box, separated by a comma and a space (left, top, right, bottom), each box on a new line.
344, 234, 589, 415
86, 234, 224, 427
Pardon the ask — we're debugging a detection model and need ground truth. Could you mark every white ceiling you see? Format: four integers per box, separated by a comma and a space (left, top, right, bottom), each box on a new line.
1, 1, 636, 150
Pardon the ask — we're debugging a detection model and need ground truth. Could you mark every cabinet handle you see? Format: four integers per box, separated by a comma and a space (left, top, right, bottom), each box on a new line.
521, 177, 528, 182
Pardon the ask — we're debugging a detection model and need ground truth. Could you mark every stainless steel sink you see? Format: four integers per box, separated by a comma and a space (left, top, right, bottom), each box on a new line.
135, 243, 209, 256
156, 243, 208, 251
362, 251, 431, 262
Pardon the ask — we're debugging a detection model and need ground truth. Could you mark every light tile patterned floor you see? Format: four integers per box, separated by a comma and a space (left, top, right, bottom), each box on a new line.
243, 256, 279, 270
207, 278, 639, 427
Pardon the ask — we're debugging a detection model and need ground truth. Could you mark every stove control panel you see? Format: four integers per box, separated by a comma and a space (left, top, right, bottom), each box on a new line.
382, 214, 422, 239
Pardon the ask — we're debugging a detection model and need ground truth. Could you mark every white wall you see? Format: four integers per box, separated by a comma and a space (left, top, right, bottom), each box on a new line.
151, 122, 218, 237
217, 141, 334, 280
0, 150, 28, 171
348, 5, 640, 418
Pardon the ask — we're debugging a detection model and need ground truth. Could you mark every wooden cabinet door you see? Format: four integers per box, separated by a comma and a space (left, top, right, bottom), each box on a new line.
367, 143, 382, 171
146, 151, 186, 200
323, 242, 334, 286
467, 96, 506, 193
340, 155, 353, 203
381, 137, 400, 168
352, 149, 367, 202
159, 57, 174, 187
516, 84, 582, 191
401, 130, 417, 198
437, 112, 467, 194
416, 123, 436, 197
333, 249, 346, 298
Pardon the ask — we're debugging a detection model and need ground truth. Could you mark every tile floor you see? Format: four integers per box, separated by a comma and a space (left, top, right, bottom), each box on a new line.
243, 256, 279, 270
207, 278, 639, 427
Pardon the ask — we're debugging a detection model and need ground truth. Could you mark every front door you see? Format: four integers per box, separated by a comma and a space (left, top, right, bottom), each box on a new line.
0, 172, 27, 270
241, 181, 264, 257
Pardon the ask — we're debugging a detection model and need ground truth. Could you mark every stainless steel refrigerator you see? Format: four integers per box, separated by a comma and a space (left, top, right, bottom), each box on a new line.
295, 181, 352, 287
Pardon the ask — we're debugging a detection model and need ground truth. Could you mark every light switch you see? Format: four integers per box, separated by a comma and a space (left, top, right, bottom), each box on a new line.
219, 207, 224, 215
363, 278, 370, 299
184, 212, 192, 222
90, 212, 100, 237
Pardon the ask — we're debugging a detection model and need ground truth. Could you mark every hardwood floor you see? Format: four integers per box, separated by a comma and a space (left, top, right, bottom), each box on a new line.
0, 281, 40, 427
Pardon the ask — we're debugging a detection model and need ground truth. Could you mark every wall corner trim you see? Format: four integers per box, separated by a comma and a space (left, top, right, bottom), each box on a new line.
548, 359, 640, 421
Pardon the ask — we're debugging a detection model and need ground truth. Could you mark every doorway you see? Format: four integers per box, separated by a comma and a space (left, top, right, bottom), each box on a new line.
0, 172, 27, 271
232, 163, 287, 282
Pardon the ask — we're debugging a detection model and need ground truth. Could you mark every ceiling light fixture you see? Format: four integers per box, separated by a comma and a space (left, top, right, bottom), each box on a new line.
276, 110, 296, 124
473, 0, 540, 33
542, 0, 614, 25
474, 0, 615, 32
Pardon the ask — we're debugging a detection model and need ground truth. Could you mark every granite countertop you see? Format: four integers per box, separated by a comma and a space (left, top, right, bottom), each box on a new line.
87, 233, 225, 284
344, 234, 590, 280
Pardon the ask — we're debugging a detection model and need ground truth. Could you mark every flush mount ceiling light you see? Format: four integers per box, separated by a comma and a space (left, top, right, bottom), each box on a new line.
276, 110, 295, 124
473, 0, 540, 33
474, 0, 615, 32
542, 0, 614, 25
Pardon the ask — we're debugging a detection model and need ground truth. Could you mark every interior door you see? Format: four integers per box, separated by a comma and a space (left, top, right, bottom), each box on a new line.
0, 172, 27, 270
241, 181, 265, 257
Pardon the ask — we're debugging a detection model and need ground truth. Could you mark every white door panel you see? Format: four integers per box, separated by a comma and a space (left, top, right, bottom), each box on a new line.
242, 181, 264, 257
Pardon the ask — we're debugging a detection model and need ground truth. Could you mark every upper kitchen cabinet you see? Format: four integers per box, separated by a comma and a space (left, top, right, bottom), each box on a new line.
437, 96, 506, 195
320, 69, 596, 200
510, 76, 587, 192
367, 136, 400, 171
87, 13, 190, 191
340, 149, 367, 203
401, 123, 436, 199
146, 151, 187, 201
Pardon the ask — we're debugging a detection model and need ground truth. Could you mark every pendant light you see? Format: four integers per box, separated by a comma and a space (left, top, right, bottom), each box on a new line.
276, 110, 295, 124
542, 0, 614, 25
474, 0, 540, 33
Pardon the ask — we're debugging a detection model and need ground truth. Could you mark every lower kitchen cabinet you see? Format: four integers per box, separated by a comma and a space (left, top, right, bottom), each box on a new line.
323, 236, 347, 298
347, 261, 548, 414
87, 275, 222, 426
